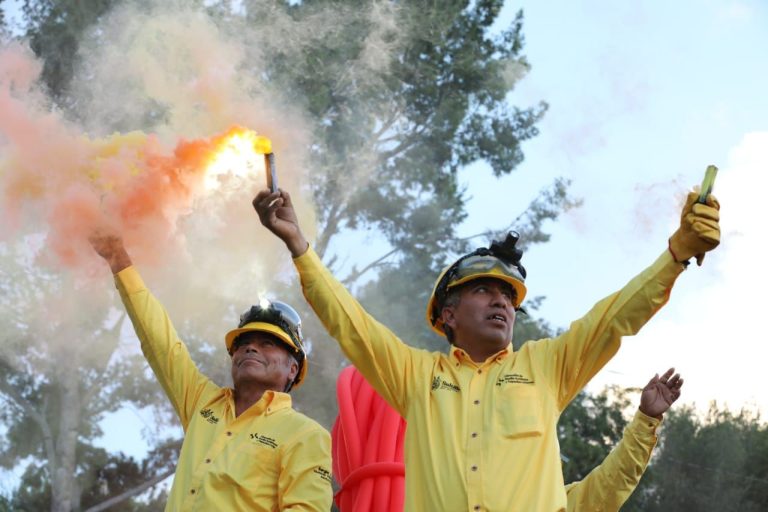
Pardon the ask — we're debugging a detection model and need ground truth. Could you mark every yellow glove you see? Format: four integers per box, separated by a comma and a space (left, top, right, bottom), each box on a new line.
668, 192, 720, 266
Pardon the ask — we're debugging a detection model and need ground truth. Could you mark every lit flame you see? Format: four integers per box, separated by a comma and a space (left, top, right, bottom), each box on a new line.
204, 126, 272, 191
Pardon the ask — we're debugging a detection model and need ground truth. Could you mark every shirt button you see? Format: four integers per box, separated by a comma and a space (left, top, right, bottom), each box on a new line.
471, 465, 478, 471
474, 506, 481, 511
190, 489, 196, 494
205, 458, 211, 463
477, 369, 482, 374
473, 399, 480, 405
471, 432, 478, 438
226, 431, 232, 436
267, 408, 271, 412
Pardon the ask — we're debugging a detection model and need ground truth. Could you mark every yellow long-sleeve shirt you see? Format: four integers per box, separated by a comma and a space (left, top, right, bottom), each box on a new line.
115, 266, 333, 512
295, 247, 683, 512
565, 410, 661, 511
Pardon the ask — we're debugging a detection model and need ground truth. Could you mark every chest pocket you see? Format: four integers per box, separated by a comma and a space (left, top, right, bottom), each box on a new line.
496, 385, 544, 439
239, 435, 280, 476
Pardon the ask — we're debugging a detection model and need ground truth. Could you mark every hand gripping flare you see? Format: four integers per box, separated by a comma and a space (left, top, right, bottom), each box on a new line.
668, 165, 721, 266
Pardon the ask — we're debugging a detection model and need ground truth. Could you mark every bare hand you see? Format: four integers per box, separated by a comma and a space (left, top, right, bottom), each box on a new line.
252, 189, 308, 257
89, 229, 132, 274
639, 368, 683, 419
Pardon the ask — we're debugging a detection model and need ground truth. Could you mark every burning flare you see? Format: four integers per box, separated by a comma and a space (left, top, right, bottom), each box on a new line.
204, 126, 272, 191
0, 118, 273, 269
0, 43, 283, 272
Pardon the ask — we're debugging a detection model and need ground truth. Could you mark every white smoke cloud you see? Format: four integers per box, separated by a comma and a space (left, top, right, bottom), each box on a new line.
0, 0, 410, 383
587, 131, 768, 415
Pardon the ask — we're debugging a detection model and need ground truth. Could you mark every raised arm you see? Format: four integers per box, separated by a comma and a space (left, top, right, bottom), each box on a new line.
253, 189, 424, 415
90, 232, 212, 429
564, 368, 683, 511
538, 192, 718, 409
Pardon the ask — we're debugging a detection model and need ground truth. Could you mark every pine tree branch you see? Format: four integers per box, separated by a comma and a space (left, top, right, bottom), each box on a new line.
341, 247, 399, 286
372, 104, 404, 140
315, 202, 345, 260
83, 467, 175, 512
338, 182, 564, 287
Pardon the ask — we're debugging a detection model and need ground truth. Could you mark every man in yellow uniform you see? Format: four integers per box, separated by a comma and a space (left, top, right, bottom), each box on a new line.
90, 233, 333, 511
253, 187, 719, 511
331, 365, 681, 511
565, 368, 683, 511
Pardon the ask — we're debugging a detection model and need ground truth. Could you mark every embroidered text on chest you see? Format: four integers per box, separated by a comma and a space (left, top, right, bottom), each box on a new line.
495, 373, 534, 386
250, 433, 279, 449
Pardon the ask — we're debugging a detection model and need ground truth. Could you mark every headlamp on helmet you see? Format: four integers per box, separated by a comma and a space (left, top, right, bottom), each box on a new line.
224, 300, 308, 389
427, 232, 527, 335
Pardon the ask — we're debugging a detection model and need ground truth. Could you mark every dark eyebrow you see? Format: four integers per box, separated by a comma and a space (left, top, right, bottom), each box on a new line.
470, 279, 516, 298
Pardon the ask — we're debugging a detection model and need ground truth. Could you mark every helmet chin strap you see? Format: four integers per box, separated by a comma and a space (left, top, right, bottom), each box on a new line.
283, 358, 301, 392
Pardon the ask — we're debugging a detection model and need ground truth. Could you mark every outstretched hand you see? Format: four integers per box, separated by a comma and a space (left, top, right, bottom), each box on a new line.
639, 368, 683, 419
89, 229, 132, 274
252, 189, 308, 257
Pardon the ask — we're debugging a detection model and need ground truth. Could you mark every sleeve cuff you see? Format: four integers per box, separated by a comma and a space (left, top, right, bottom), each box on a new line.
631, 409, 662, 436
293, 245, 320, 275
656, 248, 687, 278
114, 266, 146, 294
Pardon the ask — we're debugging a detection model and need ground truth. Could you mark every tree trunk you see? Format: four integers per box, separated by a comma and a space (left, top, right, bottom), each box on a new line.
50, 347, 81, 512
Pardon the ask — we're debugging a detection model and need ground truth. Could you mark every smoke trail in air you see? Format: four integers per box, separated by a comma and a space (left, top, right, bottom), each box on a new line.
0, 1, 406, 379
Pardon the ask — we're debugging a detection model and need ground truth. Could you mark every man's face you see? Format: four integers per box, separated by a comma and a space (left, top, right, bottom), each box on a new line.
441, 278, 516, 348
230, 331, 298, 391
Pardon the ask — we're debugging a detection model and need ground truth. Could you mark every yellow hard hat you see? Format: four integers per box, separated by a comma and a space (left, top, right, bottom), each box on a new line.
225, 301, 308, 389
426, 233, 527, 336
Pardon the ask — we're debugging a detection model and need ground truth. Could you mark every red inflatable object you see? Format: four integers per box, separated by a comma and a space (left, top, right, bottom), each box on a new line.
332, 366, 406, 511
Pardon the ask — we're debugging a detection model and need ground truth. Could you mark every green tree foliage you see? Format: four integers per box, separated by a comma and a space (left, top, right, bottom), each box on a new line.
557, 388, 768, 512
9, 449, 171, 512
0, 240, 184, 511
21, 0, 122, 103
558, 386, 633, 484
623, 404, 768, 511
21, 0, 550, 268
249, 0, 549, 266
1, 0, 578, 509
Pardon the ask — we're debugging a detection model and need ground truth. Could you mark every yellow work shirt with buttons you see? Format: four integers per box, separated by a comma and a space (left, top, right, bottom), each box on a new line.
115, 267, 333, 512
294, 247, 683, 512
565, 410, 661, 511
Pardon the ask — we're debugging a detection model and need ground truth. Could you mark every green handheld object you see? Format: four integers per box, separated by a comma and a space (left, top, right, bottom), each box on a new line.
698, 165, 718, 203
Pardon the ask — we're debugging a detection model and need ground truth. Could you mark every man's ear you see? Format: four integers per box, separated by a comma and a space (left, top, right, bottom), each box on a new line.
441, 306, 457, 331
288, 359, 299, 380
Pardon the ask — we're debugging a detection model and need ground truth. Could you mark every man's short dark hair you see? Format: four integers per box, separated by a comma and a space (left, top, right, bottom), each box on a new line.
442, 288, 461, 344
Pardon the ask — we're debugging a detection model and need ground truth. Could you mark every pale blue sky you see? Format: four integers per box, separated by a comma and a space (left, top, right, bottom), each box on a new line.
2, 0, 767, 493
457, 0, 768, 411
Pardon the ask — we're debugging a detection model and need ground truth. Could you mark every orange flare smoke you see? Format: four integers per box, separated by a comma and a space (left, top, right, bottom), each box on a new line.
2, 122, 272, 270
0, 43, 275, 271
